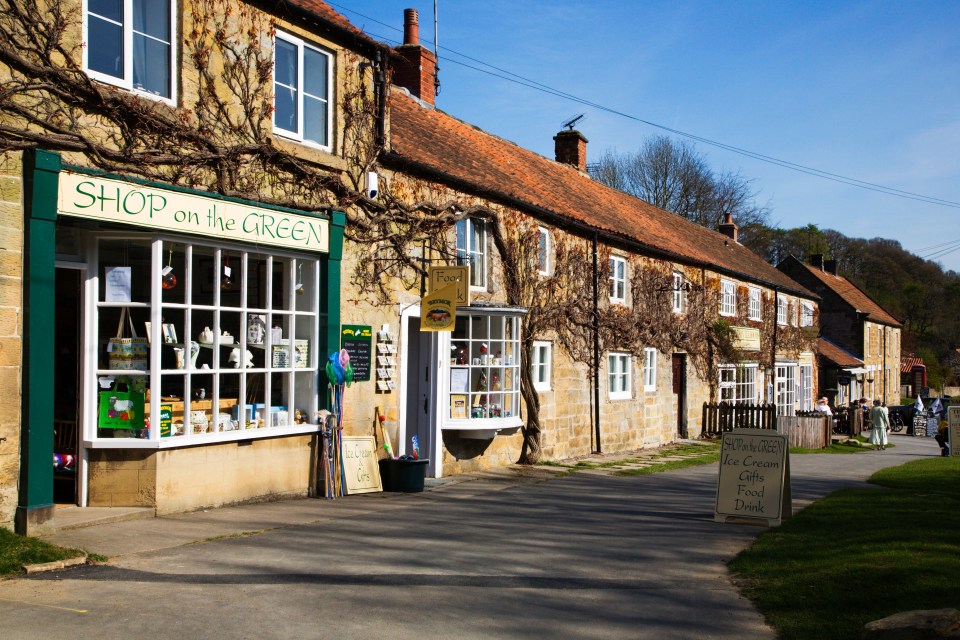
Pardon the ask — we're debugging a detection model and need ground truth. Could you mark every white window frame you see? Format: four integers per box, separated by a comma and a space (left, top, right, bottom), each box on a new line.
443, 312, 523, 427
538, 227, 551, 276
671, 272, 687, 314
609, 256, 627, 304
718, 364, 758, 404
748, 287, 761, 321
642, 347, 657, 391
456, 217, 488, 289
799, 364, 813, 411
865, 326, 871, 357
608, 352, 631, 400
800, 301, 814, 327
777, 296, 788, 325
273, 30, 334, 151
87, 234, 322, 448
83, 0, 177, 105
775, 363, 797, 416
720, 280, 736, 317
532, 341, 552, 392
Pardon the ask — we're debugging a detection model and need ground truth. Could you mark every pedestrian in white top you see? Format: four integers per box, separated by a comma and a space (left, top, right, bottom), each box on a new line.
869, 399, 890, 450
815, 397, 833, 416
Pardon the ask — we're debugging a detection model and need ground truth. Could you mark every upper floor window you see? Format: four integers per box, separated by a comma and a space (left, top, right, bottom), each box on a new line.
608, 352, 631, 400
85, 0, 176, 102
748, 287, 761, 321
672, 272, 687, 314
642, 348, 657, 391
720, 280, 736, 316
800, 301, 814, 327
609, 256, 627, 304
777, 296, 788, 325
532, 341, 552, 392
865, 326, 872, 357
456, 217, 487, 288
538, 227, 551, 275
274, 31, 333, 149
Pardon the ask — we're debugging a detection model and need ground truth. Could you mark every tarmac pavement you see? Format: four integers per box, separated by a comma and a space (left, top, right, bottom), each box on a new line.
0, 433, 942, 639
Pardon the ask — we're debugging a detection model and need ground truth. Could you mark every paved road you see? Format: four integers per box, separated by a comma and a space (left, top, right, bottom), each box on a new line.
0, 434, 940, 639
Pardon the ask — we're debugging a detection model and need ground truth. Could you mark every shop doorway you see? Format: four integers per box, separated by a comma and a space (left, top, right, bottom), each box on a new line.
401, 313, 437, 476
672, 354, 687, 438
54, 267, 82, 505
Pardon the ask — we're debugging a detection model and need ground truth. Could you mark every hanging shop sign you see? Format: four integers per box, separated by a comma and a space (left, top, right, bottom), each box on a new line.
429, 265, 470, 305
57, 171, 330, 253
341, 325, 372, 382
420, 282, 459, 332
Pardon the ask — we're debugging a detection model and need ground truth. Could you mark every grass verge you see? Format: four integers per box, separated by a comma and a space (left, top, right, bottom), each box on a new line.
728, 455, 960, 640
0, 528, 88, 577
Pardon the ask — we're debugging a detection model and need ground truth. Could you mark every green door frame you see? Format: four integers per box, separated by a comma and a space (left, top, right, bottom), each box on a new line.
17, 149, 344, 533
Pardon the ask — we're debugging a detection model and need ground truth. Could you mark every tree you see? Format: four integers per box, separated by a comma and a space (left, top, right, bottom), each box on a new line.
590, 135, 770, 232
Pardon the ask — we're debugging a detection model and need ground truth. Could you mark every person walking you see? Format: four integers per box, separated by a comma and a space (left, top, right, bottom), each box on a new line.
869, 399, 890, 450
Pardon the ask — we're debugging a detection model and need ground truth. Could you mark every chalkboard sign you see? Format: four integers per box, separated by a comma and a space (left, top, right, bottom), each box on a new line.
715, 429, 791, 527
341, 325, 372, 381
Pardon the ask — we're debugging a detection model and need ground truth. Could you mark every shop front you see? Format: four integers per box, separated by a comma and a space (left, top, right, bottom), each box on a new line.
18, 150, 343, 531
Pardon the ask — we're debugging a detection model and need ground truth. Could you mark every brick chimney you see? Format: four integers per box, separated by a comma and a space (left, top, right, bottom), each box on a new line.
393, 9, 437, 105
554, 129, 588, 172
718, 212, 738, 243
823, 259, 838, 275
808, 253, 824, 270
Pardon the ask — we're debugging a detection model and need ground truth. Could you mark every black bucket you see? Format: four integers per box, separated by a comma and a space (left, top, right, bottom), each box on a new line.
379, 458, 429, 492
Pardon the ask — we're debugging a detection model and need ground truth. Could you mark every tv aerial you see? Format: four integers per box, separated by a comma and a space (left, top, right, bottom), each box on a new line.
561, 113, 586, 130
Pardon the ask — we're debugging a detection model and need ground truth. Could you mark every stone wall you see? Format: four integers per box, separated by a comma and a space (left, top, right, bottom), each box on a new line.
88, 435, 314, 514
0, 151, 23, 530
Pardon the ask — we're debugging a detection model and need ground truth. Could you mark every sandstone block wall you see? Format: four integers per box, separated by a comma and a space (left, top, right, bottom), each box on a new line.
0, 152, 23, 530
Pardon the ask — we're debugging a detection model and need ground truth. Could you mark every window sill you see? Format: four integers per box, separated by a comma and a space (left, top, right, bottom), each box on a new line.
84, 422, 321, 449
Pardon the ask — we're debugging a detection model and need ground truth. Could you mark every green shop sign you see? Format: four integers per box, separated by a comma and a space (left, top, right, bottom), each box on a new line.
57, 171, 330, 253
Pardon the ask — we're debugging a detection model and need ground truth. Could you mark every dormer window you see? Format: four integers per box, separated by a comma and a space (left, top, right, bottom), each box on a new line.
84, 0, 176, 103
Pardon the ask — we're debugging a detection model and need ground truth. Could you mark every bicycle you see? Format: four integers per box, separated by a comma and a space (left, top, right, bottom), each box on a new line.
889, 411, 906, 433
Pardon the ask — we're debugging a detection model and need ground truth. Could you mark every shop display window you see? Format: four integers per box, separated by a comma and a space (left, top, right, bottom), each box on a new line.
445, 312, 522, 427
92, 236, 321, 446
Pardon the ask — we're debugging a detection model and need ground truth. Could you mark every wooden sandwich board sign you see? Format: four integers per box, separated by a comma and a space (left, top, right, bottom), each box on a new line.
715, 428, 792, 527
948, 406, 960, 457
341, 436, 382, 495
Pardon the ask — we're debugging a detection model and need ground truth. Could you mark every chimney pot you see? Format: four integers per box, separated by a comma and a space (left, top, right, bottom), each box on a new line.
403, 8, 420, 46
394, 8, 437, 105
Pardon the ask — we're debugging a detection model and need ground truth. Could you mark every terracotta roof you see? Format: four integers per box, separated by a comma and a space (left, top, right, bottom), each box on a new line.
384, 92, 816, 298
900, 356, 925, 373
788, 260, 901, 327
818, 337, 864, 368
281, 1, 381, 48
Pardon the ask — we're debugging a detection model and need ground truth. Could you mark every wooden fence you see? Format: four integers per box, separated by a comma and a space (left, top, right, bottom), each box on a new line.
701, 402, 776, 435
779, 413, 831, 448
702, 403, 831, 448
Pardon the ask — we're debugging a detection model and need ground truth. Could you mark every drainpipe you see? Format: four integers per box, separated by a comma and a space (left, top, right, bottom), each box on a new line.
592, 232, 601, 453
375, 50, 386, 146
771, 287, 779, 407
882, 325, 887, 405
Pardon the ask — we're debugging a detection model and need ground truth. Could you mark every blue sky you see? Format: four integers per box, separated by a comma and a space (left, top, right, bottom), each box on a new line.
332, 1, 960, 273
